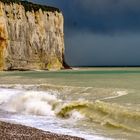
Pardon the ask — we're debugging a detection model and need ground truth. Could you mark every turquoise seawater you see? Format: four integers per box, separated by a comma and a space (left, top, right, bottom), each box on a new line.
0, 68, 140, 139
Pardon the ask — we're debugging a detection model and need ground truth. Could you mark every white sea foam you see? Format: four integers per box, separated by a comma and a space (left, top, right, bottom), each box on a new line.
103, 90, 128, 100
0, 89, 59, 116
70, 110, 85, 120
0, 88, 20, 104
0, 86, 111, 140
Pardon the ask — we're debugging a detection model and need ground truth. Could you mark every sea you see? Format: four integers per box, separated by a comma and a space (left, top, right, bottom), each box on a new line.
0, 68, 139, 140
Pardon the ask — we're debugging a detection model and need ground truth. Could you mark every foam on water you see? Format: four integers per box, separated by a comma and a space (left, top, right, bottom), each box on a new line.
70, 110, 85, 120
0, 111, 110, 140
0, 86, 113, 140
0, 88, 21, 104
0, 85, 139, 140
1, 90, 59, 116
103, 90, 128, 100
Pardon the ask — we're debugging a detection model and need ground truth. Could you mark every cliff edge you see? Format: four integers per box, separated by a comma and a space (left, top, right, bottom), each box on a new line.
0, 0, 64, 70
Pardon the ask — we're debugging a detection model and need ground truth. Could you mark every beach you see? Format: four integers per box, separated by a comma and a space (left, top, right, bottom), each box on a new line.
0, 72, 85, 140
0, 121, 84, 140
0, 69, 140, 140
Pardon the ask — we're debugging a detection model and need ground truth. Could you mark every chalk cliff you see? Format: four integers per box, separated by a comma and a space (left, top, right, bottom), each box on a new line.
0, 0, 64, 70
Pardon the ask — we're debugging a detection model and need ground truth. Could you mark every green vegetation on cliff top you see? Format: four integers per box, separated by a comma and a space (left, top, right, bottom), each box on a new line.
0, 0, 60, 12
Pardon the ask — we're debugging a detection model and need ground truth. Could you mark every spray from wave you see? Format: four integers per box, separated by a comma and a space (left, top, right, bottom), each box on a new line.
0, 87, 84, 121
0, 85, 139, 135
0, 89, 58, 116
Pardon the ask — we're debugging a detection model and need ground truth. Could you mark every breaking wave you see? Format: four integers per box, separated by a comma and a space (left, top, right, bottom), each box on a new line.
0, 89, 59, 116
0, 84, 139, 134
57, 100, 140, 133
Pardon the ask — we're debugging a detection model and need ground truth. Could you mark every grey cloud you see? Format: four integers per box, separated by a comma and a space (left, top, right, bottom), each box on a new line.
31, 0, 140, 34
65, 31, 140, 66
75, 0, 140, 14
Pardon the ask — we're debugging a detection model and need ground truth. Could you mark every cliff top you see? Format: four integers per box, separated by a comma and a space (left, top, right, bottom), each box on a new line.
0, 0, 60, 12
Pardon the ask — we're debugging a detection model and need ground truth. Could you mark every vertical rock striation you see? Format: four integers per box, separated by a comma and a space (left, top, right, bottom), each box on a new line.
0, 1, 64, 70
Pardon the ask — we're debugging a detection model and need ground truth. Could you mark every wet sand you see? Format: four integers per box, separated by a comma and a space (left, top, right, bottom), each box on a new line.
0, 121, 84, 140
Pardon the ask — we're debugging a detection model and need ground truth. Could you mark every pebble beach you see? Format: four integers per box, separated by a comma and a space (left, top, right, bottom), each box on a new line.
0, 121, 84, 140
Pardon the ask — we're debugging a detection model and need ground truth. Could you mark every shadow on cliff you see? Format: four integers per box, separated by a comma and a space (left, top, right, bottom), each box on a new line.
62, 55, 71, 69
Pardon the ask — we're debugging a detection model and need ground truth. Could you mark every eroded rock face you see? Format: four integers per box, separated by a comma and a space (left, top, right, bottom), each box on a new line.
0, 2, 64, 70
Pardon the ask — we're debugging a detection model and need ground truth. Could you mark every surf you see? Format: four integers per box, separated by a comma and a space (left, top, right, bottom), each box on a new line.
0, 85, 139, 134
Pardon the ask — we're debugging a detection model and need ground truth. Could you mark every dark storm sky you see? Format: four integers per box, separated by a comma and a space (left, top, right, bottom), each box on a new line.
31, 0, 140, 66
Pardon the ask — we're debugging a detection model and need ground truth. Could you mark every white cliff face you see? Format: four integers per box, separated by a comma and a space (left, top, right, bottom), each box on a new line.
0, 2, 64, 70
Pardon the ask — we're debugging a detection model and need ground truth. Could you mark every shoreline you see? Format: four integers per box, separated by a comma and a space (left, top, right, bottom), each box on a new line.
0, 121, 84, 140
0, 74, 86, 140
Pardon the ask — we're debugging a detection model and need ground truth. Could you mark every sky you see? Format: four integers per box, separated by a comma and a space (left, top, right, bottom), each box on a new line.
31, 0, 140, 66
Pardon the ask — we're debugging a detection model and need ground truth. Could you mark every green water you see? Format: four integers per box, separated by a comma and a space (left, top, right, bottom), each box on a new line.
0, 68, 140, 139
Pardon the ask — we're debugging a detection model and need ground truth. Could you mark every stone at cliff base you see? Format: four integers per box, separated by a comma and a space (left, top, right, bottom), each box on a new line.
0, 0, 65, 70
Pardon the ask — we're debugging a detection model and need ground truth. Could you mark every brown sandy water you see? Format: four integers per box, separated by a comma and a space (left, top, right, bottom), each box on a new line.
0, 68, 140, 140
